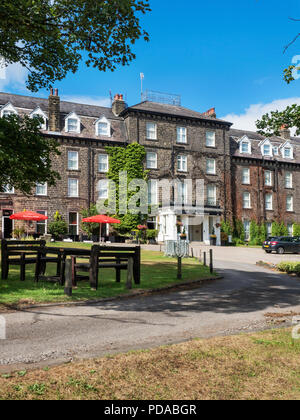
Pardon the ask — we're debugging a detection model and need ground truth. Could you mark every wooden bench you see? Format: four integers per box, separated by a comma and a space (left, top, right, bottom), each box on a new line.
1, 239, 46, 281
35, 247, 91, 285
71, 245, 141, 290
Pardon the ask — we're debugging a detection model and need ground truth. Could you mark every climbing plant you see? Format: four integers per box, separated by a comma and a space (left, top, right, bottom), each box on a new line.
104, 143, 148, 234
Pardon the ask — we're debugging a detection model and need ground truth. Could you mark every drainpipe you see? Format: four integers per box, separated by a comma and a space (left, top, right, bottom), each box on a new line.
87, 144, 91, 209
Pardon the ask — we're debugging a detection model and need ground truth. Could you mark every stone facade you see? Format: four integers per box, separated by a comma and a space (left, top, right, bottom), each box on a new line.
1, 91, 300, 243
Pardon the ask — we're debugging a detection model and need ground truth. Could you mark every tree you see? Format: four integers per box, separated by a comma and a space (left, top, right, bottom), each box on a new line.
256, 18, 300, 135
0, 114, 60, 194
0, 0, 150, 92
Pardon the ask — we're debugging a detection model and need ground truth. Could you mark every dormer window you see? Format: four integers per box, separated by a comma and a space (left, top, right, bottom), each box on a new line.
281, 142, 293, 159
30, 107, 47, 130
260, 139, 273, 157
239, 136, 251, 154
65, 112, 80, 133
263, 144, 271, 156
95, 116, 111, 137
1, 103, 18, 118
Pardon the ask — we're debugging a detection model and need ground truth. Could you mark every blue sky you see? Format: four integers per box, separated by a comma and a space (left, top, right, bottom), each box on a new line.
1, 0, 300, 130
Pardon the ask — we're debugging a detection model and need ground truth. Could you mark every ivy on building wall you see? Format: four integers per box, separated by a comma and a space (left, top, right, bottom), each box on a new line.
105, 143, 148, 234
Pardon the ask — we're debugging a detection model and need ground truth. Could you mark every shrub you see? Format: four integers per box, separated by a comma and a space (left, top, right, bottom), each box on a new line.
293, 224, 300, 236
277, 262, 300, 274
146, 229, 158, 240
48, 212, 68, 240
221, 220, 232, 236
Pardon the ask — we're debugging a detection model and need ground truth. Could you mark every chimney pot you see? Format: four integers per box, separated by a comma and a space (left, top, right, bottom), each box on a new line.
279, 125, 290, 140
50, 88, 54, 96
55, 88, 58, 96
112, 93, 126, 116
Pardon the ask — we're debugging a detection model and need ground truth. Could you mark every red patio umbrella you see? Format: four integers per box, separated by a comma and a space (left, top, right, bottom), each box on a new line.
82, 215, 121, 242
10, 211, 48, 222
10, 210, 48, 237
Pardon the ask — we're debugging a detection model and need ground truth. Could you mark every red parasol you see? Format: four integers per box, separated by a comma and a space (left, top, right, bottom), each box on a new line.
10, 211, 48, 221
82, 215, 120, 242
10, 210, 48, 238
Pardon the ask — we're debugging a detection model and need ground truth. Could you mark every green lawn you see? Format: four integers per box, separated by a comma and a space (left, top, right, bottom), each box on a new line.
0, 243, 215, 307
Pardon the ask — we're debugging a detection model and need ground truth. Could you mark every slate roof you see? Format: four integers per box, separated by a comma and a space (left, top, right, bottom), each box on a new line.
0, 92, 127, 142
125, 101, 232, 125
230, 128, 300, 164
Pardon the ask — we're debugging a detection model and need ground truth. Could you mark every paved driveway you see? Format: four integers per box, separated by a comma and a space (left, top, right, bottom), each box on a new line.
190, 244, 300, 265
1, 247, 300, 371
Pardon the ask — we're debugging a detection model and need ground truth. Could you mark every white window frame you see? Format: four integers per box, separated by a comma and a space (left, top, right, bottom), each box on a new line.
285, 171, 293, 189
264, 170, 273, 186
68, 212, 79, 236
98, 154, 109, 173
261, 140, 273, 157
207, 184, 217, 206
283, 146, 293, 159
0, 103, 18, 118
265, 193, 273, 211
266, 222, 272, 237
68, 151, 79, 171
30, 107, 47, 130
243, 192, 251, 209
177, 127, 187, 144
177, 155, 187, 172
148, 179, 158, 205
244, 220, 250, 241
273, 146, 279, 155
146, 122, 157, 140
3, 185, 14, 194
286, 195, 294, 212
97, 179, 109, 200
239, 136, 251, 154
65, 112, 81, 134
177, 181, 188, 204
36, 211, 47, 235
95, 116, 111, 137
146, 152, 157, 169
206, 158, 216, 175
68, 178, 79, 197
206, 131, 216, 147
242, 168, 250, 185
36, 183, 47, 196
287, 223, 293, 237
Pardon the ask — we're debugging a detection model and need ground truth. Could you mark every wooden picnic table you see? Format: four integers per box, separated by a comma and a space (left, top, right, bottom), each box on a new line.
35, 245, 141, 289
1, 239, 46, 281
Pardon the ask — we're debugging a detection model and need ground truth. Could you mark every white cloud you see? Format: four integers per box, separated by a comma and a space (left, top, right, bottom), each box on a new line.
0, 62, 28, 91
61, 95, 111, 108
222, 97, 300, 133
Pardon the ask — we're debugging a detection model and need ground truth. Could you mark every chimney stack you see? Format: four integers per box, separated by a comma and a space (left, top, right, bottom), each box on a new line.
112, 93, 126, 116
203, 107, 216, 118
48, 88, 60, 132
279, 125, 290, 140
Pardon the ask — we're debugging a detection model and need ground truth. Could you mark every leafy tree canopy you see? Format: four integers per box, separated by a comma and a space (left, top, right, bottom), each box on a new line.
257, 18, 300, 135
0, 0, 151, 91
256, 104, 300, 137
0, 114, 60, 194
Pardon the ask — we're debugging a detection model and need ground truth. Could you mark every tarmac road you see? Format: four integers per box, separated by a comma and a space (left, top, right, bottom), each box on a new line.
1, 253, 300, 371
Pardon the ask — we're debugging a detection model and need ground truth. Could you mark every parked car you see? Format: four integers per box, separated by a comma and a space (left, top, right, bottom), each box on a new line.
262, 236, 300, 254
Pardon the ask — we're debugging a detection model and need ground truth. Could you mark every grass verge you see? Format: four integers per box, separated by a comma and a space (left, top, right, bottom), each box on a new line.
0, 329, 299, 400
0, 247, 215, 307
